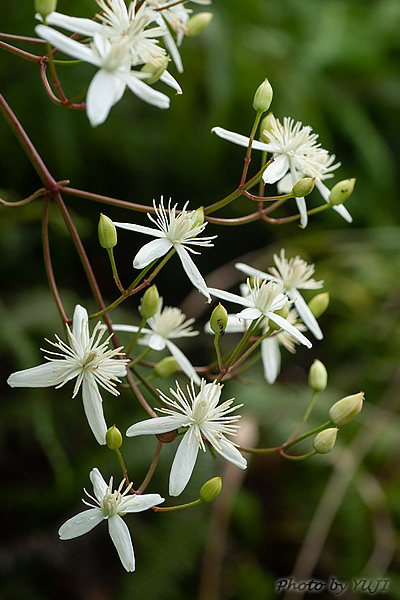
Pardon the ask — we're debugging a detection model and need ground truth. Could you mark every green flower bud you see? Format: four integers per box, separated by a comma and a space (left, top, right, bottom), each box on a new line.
192, 207, 205, 227
199, 477, 222, 502
268, 304, 289, 331
153, 356, 178, 378
308, 292, 330, 319
329, 178, 356, 206
140, 56, 169, 84
292, 177, 315, 198
253, 79, 273, 114
313, 428, 338, 454
259, 112, 275, 142
210, 303, 228, 336
139, 285, 159, 319
308, 359, 328, 392
186, 12, 213, 36
329, 392, 364, 426
98, 213, 117, 249
35, 0, 57, 17
106, 425, 123, 450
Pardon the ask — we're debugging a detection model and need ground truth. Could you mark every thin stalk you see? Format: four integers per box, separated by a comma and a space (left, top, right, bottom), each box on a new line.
125, 316, 147, 356
215, 319, 260, 383
213, 333, 224, 373
153, 498, 203, 512
114, 447, 137, 493
126, 369, 157, 417
107, 248, 125, 294
136, 442, 163, 494
285, 391, 320, 445
0, 40, 42, 63
240, 110, 263, 186
62, 185, 156, 213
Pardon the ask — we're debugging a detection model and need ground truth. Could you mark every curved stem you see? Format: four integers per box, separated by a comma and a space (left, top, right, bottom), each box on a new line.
61, 185, 156, 213
153, 498, 203, 512
0, 40, 42, 63
0, 187, 47, 207
136, 441, 163, 494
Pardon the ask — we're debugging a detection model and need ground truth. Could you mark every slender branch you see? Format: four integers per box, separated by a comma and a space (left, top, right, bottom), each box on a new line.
136, 442, 163, 494
61, 185, 157, 213
0, 40, 42, 63
0, 187, 47, 208
0, 32, 47, 44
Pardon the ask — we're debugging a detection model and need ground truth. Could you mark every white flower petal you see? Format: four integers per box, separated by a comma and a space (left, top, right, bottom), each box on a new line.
146, 333, 167, 351
126, 415, 184, 437
45, 12, 103, 36
175, 244, 211, 302
213, 437, 247, 470
133, 238, 173, 269
261, 337, 281, 384
58, 508, 104, 540
295, 196, 308, 229
7, 361, 60, 388
156, 14, 184, 73
315, 180, 353, 222
72, 304, 89, 347
108, 515, 135, 572
82, 378, 108, 445
332, 202, 353, 222
119, 72, 170, 110
35, 25, 98, 66
169, 430, 199, 496
208, 287, 253, 308
289, 288, 323, 340
86, 69, 123, 127
266, 311, 312, 348
262, 153, 289, 184
159, 70, 183, 94
166, 340, 201, 385
113, 222, 165, 238
90, 467, 108, 500
236, 307, 262, 320
121, 493, 165, 513
211, 127, 269, 152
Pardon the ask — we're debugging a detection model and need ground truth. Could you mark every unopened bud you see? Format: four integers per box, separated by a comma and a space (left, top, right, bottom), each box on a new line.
186, 12, 213, 36
292, 178, 315, 198
308, 359, 328, 392
191, 207, 205, 227
153, 356, 178, 378
259, 112, 275, 142
308, 292, 330, 319
210, 303, 228, 336
141, 56, 169, 84
329, 178, 356, 206
329, 392, 364, 426
253, 79, 273, 114
35, 0, 57, 17
313, 428, 338, 454
199, 477, 222, 502
106, 425, 123, 450
139, 285, 159, 319
98, 213, 117, 249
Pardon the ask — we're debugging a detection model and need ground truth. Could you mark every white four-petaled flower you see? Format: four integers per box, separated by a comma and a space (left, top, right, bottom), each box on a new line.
7, 305, 128, 445
114, 197, 216, 301
58, 467, 164, 572
127, 378, 247, 496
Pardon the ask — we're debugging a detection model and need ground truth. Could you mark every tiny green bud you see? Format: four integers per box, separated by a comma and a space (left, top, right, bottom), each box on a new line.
253, 79, 273, 114
210, 303, 228, 336
35, 0, 57, 17
329, 178, 356, 206
153, 356, 178, 378
313, 428, 338, 454
259, 112, 275, 142
292, 177, 315, 198
186, 12, 213, 36
308, 359, 328, 392
329, 392, 364, 426
140, 56, 169, 84
192, 207, 205, 227
139, 285, 159, 319
106, 425, 123, 450
308, 292, 330, 319
199, 477, 222, 502
268, 304, 289, 331
98, 213, 117, 249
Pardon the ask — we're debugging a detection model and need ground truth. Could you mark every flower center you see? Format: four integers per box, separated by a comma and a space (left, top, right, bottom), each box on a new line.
102, 491, 122, 516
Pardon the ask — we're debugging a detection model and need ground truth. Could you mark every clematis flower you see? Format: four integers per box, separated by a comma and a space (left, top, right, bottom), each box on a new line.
7, 305, 128, 445
212, 115, 352, 228
58, 467, 164, 572
109, 298, 201, 384
127, 379, 247, 496
236, 249, 324, 339
114, 197, 216, 301
208, 279, 312, 349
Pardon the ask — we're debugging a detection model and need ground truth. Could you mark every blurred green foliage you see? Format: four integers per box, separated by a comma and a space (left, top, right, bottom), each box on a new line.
1, 1, 400, 599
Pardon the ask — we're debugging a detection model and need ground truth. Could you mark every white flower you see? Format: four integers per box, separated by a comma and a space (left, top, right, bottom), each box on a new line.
208, 279, 312, 349
58, 467, 164, 572
147, 0, 191, 73
212, 115, 352, 228
127, 379, 246, 496
110, 298, 201, 384
114, 197, 216, 301
35, 25, 171, 126
236, 249, 324, 339
7, 305, 128, 445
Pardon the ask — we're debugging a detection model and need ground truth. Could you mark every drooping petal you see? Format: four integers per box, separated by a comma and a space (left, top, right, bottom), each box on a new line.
108, 515, 135, 572
120, 493, 165, 513
155, 14, 183, 73
113, 222, 165, 238
86, 69, 124, 127
169, 430, 199, 496
314, 180, 353, 223
289, 287, 323, 340
211, 127, 269, 152
72, 304, 89, 347
90, 467, 109, 501
133, 238, 173, 269
126, 415, 185, 437
118, 71, 170, 110
262, 153, 290, 184
208, 287, 253, 309
58, 508, 104, 540
35, 25, 98, 66
166, 340, 201, 385
175, 244, 211, 302
266, 311, 312, 348
212, 437, 247, 470
82, 378, 108, 445
159, 70, 183, 94
44, 12, 104, 37
261, 337, 281, 384
7, 361, 61, 388
295, 196, 308, 229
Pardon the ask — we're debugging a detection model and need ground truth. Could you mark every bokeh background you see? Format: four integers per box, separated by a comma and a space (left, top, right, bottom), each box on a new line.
1, 1, 400, 598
